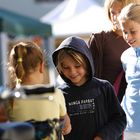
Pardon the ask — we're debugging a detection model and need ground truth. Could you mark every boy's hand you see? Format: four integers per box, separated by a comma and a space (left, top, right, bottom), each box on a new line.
62, 114, 71, 135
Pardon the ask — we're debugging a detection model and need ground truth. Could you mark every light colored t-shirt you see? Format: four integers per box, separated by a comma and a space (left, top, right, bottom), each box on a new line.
7, 87, 66, 122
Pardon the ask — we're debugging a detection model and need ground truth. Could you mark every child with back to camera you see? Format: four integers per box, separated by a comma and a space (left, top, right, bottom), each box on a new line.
118, 3, 140, 140
6, 41, 71, 139
52, 36, 126, 140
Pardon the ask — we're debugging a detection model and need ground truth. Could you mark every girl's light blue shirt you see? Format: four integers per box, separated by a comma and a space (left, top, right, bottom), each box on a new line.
121, 46, 140, 132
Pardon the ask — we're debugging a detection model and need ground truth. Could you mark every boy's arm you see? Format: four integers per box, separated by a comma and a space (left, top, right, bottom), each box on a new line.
96, 82, 126, 140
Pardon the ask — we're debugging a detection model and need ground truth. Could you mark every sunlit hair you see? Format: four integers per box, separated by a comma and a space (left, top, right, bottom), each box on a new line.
56, 49, 89, 75
104, 0, 140, 21
8, 41, 43, 87
118, 3, 140, 24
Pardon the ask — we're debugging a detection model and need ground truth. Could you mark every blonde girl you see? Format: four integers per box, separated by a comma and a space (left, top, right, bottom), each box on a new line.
118, 3, 140, 140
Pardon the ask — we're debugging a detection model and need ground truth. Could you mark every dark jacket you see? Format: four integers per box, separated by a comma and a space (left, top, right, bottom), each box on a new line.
88, 30, 129, 102
52, 36, 126, 140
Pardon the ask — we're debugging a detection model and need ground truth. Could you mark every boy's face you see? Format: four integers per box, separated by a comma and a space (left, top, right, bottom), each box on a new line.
120, 19, 140, 48
60, 55, 87, 86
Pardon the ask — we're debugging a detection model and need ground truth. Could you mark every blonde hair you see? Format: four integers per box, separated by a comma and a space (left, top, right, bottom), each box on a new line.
8, 41, 44, 88
104, 0, 140, 21
124, 0, 140, 5
56, 49, 89, 75
119, 3, 140, 24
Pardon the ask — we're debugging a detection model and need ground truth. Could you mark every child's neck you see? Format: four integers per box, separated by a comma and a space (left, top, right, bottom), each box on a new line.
22, 73, 43, 86
112, 28, 123, 36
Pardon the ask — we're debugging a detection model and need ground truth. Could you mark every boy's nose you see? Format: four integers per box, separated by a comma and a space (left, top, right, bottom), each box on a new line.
70, 67, 76, 74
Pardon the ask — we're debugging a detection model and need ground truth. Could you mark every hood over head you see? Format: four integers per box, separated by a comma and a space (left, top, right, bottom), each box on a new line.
52, 36, 95, 84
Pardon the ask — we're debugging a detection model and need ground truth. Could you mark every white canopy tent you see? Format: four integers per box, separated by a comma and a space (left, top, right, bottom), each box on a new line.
40, 0, 112, 37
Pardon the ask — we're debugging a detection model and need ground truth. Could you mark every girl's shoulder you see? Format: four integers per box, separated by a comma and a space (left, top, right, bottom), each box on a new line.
122, 47, 133, 54
121, 47, 135, 61
91, 30, 113, 38
89, 30, 115, 45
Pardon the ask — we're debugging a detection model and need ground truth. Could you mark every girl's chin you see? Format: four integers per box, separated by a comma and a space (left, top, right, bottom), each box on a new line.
129, 44, 137, 48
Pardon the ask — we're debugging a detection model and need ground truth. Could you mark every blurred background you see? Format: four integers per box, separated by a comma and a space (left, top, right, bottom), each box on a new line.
0, 0, 105, 19
0, 0, 111, 87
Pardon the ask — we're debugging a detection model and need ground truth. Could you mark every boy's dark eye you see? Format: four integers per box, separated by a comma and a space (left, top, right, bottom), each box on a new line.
122, 30, 128, 35
75, 65, 81, 68
63, 67, 68, 69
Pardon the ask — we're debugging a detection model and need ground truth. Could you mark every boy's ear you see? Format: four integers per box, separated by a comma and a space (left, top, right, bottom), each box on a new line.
39, 62, 45, 73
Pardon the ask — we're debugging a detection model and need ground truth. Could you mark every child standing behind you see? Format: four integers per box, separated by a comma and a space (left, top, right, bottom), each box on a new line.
52, 36, 126, 140
118, 3, 140, 140
88, 0, 140, 103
